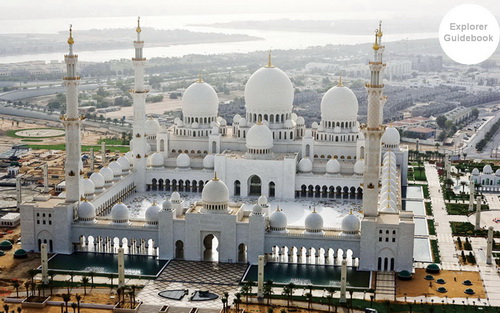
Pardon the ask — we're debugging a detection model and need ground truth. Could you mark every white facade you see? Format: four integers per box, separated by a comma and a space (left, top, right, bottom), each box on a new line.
20, 21, 415, 273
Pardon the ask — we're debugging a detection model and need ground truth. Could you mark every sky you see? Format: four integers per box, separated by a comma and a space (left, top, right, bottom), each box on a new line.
2, 0, 498, 20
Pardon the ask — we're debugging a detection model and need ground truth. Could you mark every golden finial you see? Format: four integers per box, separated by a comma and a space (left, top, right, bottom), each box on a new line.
377, 20, 383, 38
265, 50, 274, 68
372, 30, 380, 51
337, 76, 343, 87
67, 24, 74, 45
349, 208, 353, 215
312, 207, 316, 213
257, 115, 262, 125
136, 16, 142, 33
213, 171, 219, 181
197, 73, 203, 83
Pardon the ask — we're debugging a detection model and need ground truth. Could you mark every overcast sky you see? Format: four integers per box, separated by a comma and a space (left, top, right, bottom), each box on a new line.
2, 0, 498, 20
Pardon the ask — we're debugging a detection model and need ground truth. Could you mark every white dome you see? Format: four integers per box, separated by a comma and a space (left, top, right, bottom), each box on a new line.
380, 202, 398, 213
150, 152, 164, 168
111, 203, 129, 223
244, 66, 294, 114
239, 118, 248, 127
175, 119, 184, 127
202, 176, 229, 204
108, 161, 122, 177
483, 165, 493, 174
257, 195, 268, 206
78, 201, 96, 221
117, 156, 130, 171
246, 123, 273, 150
182, 81, 219, 117
176, 153, 191, 168
145, 203, 161, 224
354, 159, 365, 175
471, 168, 480, 176
318, 124, 325, 132
192, 122, 199, 129
89, 172, 105, 189
496, 169, 500, 176
269, 207, 287, 231
162, 200, 173, 211
305, 129, 313, 138
381, 126, 400, 146
83, 178, 95, 195
296, 116, 305, 125
333, 126, 341, 133
203, 154, 215, 169
125, 151, 134, 164
146, 143, 152, 154
211, 126, 219, 135
326, 158, 341, 174
145, 118, 161, 136
321, 85, 358, 121
311, 122, 318, 129
219, 118, 227, 126
383, 151, 396, 160
252, 203, 263, 215
99, 167, 114, 182
304, 210, 324, 233
298, 157, 313, 173
233, 114, 241, 123
171, 192, 181, 202
341, 212, 360, 234
284, 119, 295, 129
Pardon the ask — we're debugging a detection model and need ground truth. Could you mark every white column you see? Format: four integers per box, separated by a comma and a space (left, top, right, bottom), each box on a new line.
89, 148, 94, 172
43, 163, 49, 193
475, 196, 481, 230
101, 141, 106, 165
340, 258, 347, 303
486, 226, 494, 264
118, 247, 125, 287
468, 179, 475, 212
41, 243, 49, 284
16, 176, 22, 209
257, 255, 264, 298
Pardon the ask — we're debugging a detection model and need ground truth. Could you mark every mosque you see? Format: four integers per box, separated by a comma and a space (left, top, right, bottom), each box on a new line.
20, 20, 415, 272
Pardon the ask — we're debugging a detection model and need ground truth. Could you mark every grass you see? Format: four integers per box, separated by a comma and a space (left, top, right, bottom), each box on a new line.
445, 203, 489, 215
6, 128, 64, 138
98, 138, 128, 145
427, 219, 436, 236
425, 202, 433, 216
21, 139, 43, 142
27, 144, 129, 153
450, 222, 500, 237
430, 239, 441, 263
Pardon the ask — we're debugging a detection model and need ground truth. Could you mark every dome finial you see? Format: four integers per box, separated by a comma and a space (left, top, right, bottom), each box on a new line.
377, 20, 383, 38
213, 171, 219, 181
136, 16, 142, 33
266, 50, 274, 68
67, 24, 74, 45
349, 208, 353, 215
257, 115, 262, 125
372, 30, 380, 51
312, 206, 316, 213
197, 73, 203, 83
337, 76, 343, 87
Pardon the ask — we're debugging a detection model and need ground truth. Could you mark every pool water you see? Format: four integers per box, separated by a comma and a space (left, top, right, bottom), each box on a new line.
45, 252, 168, 277
242, 263, 371, 288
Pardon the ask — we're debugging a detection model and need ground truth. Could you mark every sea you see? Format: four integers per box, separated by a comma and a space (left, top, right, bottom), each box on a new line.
0, 13, 437, 63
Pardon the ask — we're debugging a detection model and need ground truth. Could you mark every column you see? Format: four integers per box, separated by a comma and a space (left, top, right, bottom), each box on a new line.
257, 255, 264, 298
340, 258, 347, 303
475, 196, 481, 230
118, 247, 125, 287
41, 243, 49, 284
486, 226, 494, 265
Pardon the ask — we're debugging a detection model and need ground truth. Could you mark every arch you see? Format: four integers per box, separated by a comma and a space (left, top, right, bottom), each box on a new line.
212, 141, 217, 154
203, 234, 219, 262
248, 175, 262, 196
238, 243, 247, 263
159, 139, 165, 152
234, 180, 241, 196
175, 240, 184, 259
305, 144, 310, 157
315, 185, 321, 197
301, 184, 307, 196
268, 181, 276, 197
350, 187, 356, 195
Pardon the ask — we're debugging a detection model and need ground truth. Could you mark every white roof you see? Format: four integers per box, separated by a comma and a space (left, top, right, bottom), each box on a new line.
182, 81, 219, 117
246, 123, 273, 150
321, 85, 358, 121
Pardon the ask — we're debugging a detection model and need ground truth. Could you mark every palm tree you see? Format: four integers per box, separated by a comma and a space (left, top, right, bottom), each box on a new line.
24, 282, 30, 297
108, 274, 114, 288
326, 294, 333, 312
71, 302, 77, 313
305, 292, 313, 311
263, 280, 274, 305
89, 271, 95, 288
460, 181, 467, 192
76, 294, 82, 313
62, 293, 71, 313
281, 285, 292, 307
130, 285, 137, 306
81, 277, 89, 295
240, 285, 250, 306
234, 292, 241, 313
3, 304, 9, 313
27, 269, 36, 284
12, 280, 19, 298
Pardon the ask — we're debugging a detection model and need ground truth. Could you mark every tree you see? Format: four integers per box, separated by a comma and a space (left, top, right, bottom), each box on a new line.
24, 282, 30, 297
89, 271, 95, 288
71, 302, 77, 313
81, 276, 89, 295
234, 292, 241, 313
326, 294, 333, 312
460, 181, 467, 192
76, 294, 82, 313
3, 304, 8, 313
108, 274, 115, 289
27, 269, 36, 284
62, 293, 71, 313
12, 280, 19, 298
305, 292, 313, 311
436, 116, 447, 128
263, 280, 274, 305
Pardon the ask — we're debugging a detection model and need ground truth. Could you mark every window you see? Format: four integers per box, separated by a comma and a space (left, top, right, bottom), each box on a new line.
392, 238, 396, 242
379, 237, 382, 242
385, 237, 389, 242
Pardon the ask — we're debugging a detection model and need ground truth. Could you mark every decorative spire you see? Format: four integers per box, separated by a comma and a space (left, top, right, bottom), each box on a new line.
257, 115, 262, 125
372, 30, 380, 51
197, 73, 203, 83
213, 171, 219, 181
377, 20, 383, 38
312, 206, 316, 213
337, 76, 343, 87
265, 50, 274, 68
136, 16, 142, 33
67, 24, 74, 45
349, 208, 353, 215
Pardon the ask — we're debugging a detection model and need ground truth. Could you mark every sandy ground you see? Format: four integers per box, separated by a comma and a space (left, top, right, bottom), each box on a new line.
104, 98, 183, 119
396, 268, 486, 299
0, 226, 41, 281
2, 303, 114, 313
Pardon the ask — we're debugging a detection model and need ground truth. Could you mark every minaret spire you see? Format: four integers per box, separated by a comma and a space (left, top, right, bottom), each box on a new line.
266, 50, 274, 68
62, 25, 83, 203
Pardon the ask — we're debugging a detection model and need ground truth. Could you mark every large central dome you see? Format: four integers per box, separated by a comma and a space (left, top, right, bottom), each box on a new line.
244, 66, 294, 115
182, 81, 219, 118
321, 85, 358, 122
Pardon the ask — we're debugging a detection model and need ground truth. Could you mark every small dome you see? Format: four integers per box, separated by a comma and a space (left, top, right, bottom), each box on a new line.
145, 118, 161, 136
171, 192, 181, 202
312, 122, 318, 129
117, 156, 131, 171
78, 201, 96, 221
233, 114, 241, 123
471, 168, 480, 176
318, 124, 325, 132
321, 85, 359, 121
326, 158, 341, 174
381, 126, 400, 146
380, 197, 397, 211
304, 129, 313, 138
298, 157, 313, 173
341, 212, 360, 234
246, 123, 273, 150
108, 161, 122, 177
284, 119, 295, 129
111, 203, 129, 223
202, 175, 229, 204
244, 66, 294, 114
269, 207, 287, 231
239, 118, 248, 127
176, 153, 191, 168
258, 195, 268, 206
162, 200, 173, 211
203, 154, 215, 169
296, 116, 305, 125
89, 172, 105, 189
333, 126, 341, 133
252, 203, 263, 215
175, 119, 184, 127
354, 159, 365, 175
182, 81, 219, 117
99, 167, 114, 182
192, 122, 200, 129
496, 169, 500, 176
83, 178, 95, 195
125, 151, 134, 164
304, 210, 324, 233
483, 165, 493, 174
219, 118, 227, 126
145, 202, 161, 224
211, 126, 219, 135
150, 152, 164, 168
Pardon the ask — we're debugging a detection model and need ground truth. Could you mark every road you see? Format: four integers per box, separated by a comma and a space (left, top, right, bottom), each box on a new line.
463, 111, 500, 159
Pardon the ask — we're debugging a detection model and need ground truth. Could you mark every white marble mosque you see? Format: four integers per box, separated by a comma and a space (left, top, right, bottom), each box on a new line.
20, 20, 415, 272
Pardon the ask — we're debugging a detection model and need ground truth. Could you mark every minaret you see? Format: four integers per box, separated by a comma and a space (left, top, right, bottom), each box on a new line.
61, 25, 84, 203
361, 22, 386, 217
130, 17, 148, 192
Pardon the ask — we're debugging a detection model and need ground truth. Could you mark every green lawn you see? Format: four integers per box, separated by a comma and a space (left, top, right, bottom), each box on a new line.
430, 239, 441, 263
450, 222, 500, 237
446, 203, 489, 215
6, 128, 64, 138
427, 219, 436, 236
98, 138, 128, 145
28, 144, 129, 153
425, 202, 433, 216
